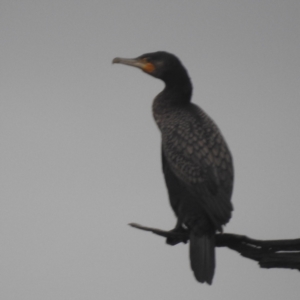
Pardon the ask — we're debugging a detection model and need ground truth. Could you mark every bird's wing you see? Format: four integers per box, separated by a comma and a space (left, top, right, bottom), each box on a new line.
161, 111, 233, 228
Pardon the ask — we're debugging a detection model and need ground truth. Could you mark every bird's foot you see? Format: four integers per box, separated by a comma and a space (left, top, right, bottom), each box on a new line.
129, 223, 189, 245
166, 227, 189, 245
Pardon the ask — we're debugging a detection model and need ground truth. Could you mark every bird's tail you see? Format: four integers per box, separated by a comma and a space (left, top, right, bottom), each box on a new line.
189, 231, 215, 285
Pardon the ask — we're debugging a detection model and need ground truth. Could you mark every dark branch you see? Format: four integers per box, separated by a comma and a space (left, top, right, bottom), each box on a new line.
129, 223, 300, 271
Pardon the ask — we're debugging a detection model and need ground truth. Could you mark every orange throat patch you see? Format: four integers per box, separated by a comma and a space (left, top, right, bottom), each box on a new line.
142, 62, 155, 73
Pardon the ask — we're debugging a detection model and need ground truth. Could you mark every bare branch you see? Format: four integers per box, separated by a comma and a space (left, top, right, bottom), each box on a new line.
129, 223, 300, 271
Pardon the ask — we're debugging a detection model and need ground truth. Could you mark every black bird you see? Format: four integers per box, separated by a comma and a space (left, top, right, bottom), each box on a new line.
112, 51, 234, 284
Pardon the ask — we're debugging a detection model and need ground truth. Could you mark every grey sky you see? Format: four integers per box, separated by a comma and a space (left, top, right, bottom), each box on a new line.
1, 1, 300, 299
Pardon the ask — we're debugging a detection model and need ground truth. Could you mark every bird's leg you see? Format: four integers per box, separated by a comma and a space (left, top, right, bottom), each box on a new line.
166, 220, 189, 245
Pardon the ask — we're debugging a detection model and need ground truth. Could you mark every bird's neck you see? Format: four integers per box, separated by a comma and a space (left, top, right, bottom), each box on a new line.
164, 83, 192, 103
159, 73, 193, 105
169, 68, 192, 91
152, 78, 193, 128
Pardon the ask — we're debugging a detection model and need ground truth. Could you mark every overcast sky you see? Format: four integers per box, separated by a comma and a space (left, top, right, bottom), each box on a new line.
1, 1, 300, 299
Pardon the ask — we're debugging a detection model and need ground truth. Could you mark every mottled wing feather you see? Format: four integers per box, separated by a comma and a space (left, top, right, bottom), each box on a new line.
161, 105, 233, 228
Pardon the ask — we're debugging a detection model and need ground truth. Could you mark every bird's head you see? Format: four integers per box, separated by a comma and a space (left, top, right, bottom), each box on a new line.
112, 51, 189, 84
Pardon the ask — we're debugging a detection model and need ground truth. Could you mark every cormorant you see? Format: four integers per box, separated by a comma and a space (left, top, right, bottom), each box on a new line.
112, 51, 234, 284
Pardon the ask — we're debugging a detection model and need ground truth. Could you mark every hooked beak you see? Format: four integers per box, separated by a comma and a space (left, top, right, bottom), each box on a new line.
112, 57, 155, 73
112, 57, 146, 68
